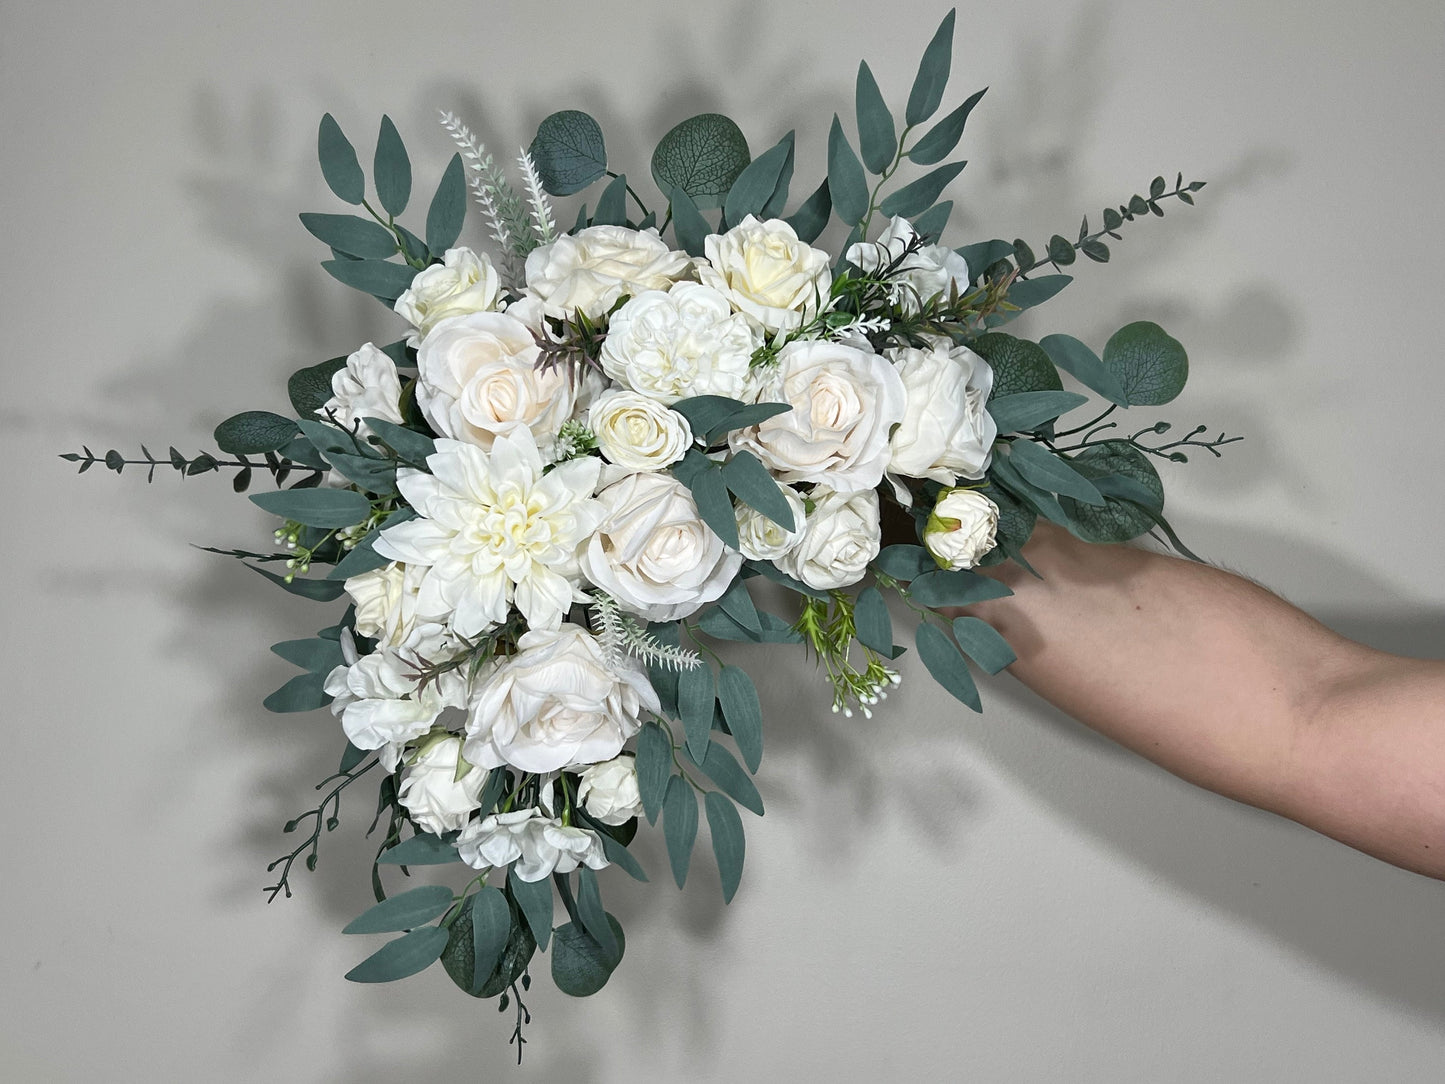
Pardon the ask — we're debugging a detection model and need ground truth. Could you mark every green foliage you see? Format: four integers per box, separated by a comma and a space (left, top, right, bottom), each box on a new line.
976, 486, 1037, 571
878, 160, 966, 219
785, 178, 832, 243
717, 665, 763, 773
270, 636, 343, 674
910, 199, 952, 243
908, 86, 986, 165
853, 585, 898, 657
508, 868, 554, 952
690, 743, 764, 815
855, 61, 897, 174
1103, 321, 1188, 405
908, 568, 1012, 608
669, 186, 713, 257
317, 114, 364, 205
988, 275, 1072, 325
950, 616, 1017, 674
827, 115, 869, 226
873, 544, 934, 581
299, 213, 396, 259
597, 833, 648, 882
652, 113, 750, 211
714, 579, 761, 637
263, 671, 331, 713
345, 925, 449, 983
705, 792, 746, 903
1039, 333, 1129, 406
441, 891, 535, 996
426, 154, 467, 254
250, 487, 370, 528
663, 776, 698, 888
592, 172, 629, 227
696, 603, 802, 643
530, 110, 608, 196
321, 257, 418, 303
671, 397, 792, 448
987, 391, 1089, 434
1059, 440, 1164, 543
955, 238, 1015, 279
678, 660, 715, 763
635, 723, 672, 825
1006, 439, 1104, 506
362, 417, 436, 468
468, 887, 512, 992
214, 411, 299, 456
970, 334, 1062, 399
721, 450, 794, 530
288, 357, 350, 417
576, 867, 619, 960
724, 131, 795, 226
377, 832, 459, 866
906, 9, 956, 126
373, 115, 411, 217
343, 885, 454, 934
915, 621, 981, 711
551, 915, 625, 997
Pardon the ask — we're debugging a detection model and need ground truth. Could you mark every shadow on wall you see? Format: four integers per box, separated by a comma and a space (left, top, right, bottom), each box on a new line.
48, 4, 1445, 1078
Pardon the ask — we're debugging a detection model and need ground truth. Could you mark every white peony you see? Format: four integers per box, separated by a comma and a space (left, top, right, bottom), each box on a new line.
845, 215, 971, 313
923, 487, 1000, 570
578, 755, 645, 826
729, 339, 906, 491
318, 342, 404, 438
887, 342, 996, 482
580, 470, 744, 622
589, 389, 692, 471
598, 281, 761, 403
344, 561, 450, 657
456, 807, 609, 881
464, 624, 659, 774
697, 215, 833, 332
776, 487, 882, 591
524, 225, 691, 320
397, 734, 487, 835
394, 247, 502, 345
373, 428, 604, 637
415, 310, 585, 456
734, 483, 807, 561
322, 646, 466, 752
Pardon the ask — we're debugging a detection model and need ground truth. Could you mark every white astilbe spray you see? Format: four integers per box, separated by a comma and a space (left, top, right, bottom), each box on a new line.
517, 149, 557, 247
588, 591, 702, 672
438, 110, 533, 283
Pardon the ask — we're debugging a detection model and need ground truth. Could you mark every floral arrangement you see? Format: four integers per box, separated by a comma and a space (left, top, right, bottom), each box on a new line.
65, 9, 1235, 1058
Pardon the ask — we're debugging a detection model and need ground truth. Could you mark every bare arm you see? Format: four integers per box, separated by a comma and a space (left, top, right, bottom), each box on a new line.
954, 521, 1445, 879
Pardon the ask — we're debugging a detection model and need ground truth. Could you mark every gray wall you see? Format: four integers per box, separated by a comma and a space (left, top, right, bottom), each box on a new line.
6, 0, 1445, 1079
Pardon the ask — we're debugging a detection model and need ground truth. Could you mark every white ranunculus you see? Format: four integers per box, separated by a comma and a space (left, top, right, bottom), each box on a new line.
580, 470, 744, 622
415, 310, 584, 456
394, 247, 502, 345
578, 754, 644, 826
524, 225, 691, 320
776, 488, 882, 591
456, 808, 609, 881
845, 215, 971, 313
887, 342, 996, 483
373, 429, 604, 637
729, 339, 906, 491
589, 389, 692, 471
697, 215, 833, 332
397, 734, 488, 835
318, 342, 404, 437
464, 624, 659, 774
322, 647, 466, 751
923, 487, 1000, 570
344, 561, 451, 657
734, 483, 807, 561
598, 281, 761, 403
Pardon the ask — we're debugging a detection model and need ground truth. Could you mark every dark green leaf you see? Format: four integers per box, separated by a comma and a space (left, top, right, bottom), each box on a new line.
592, 172, 629, 227
724, 131, 794, 227
671, 396, 747, 440
343, 884, 454, 934
575, 867, 618, 960
339, 740, 367, 773
1102, 321, 1188, 406
321, 258, 418, 303
988, 452, 1076, 531
906, 9, 956, 126
250, 487, 371, 528
853, 586, 896, 657
1038, 334, 1128, 406
663, 776, 698, 888
299, 213, 396, 259
873, 544, 933, 581
669, 186, 712, 258
908, 86, 987, 165
551, 915, 625, 997
915, 622, 981, 711
1102, 206, 1123, 231
705, 792, 746, 904
1150, 175, 1167, 199
721, 450, 794, 529
288, 357, 349, 417
277, 433, 329, 471
955, 238, 1015, 279
827, 115, 869, 226
635, 723, 671, 825
652, 113, 751, 211
707, 402, 792, 442
441, 893, 535, 997
362, 417, 436, 467
987, 391, 1089, 434
855, 61, 896, 174
377, 832, 459, 865
717, 665, 763, 773
743, 557, 829, 599
878, 160, 966, 219
373, 115, 411, 217
1012, 238, 1036, 271
687, 465, 739, 550
909, 568, 1013, 608
394, 226, 430, 266
263, 671, 332, 713
1058, 440, 1163, 543
715, 578, 761, 635
692, 743, 763, 815
678, 661, 715, 763
468, 887, 510, 989
696, 606, 803, 643
1080, 239, 1110, 262
318, 113, 364, 205
599, 833, 648, 882
1006, 440, 1104, 506
1047, 234, 1076, 266
910, 200, 952, 244
950, 616, 1017, 674
270, 637, 343, 673
214, 411, 299, 456
530, 110, 608, 196
784, 178, 832, 244
247, 562, 348, 601
508, 867, 554, 952
425, 154, 467, 254
345, 926, 448, 983
970, 333, 1062, 400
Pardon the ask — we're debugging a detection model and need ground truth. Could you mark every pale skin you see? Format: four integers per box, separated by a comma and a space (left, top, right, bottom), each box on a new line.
949, 521, 1445, 880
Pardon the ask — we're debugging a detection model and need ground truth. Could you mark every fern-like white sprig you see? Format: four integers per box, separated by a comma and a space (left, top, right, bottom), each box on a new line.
437, 110, 533, 282
588, 592, 702, 672
517, 148, 557, 249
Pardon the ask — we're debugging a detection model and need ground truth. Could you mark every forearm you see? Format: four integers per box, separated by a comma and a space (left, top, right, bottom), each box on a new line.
958, 522, 1445, 877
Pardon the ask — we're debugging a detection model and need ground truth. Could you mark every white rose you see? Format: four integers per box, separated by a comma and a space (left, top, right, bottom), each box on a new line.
598, 282, 761, 403
580, 470, 744, 622
456, 808, 609, 881
845, 215, 971, 313
578, 755, 644, 826
394, 247, 502, 345
589, 389, 692, 471
730, 339, 906, 491
776, 488, 881, 591
923, 488, 1000, 570
344, 561, 451, 657
322, 646, 467, 751
735, 483, 807, 561
464, 624, 659, 774
887, 343, 997, 482
397, 734, 488, 835
524, 225, 691, 320
415, 310, 584, 456
318, 342, 404, 438
696, 215, 833, 332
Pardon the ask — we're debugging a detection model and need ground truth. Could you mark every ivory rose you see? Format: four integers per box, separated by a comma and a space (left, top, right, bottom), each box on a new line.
524, 225, 691, 319
887, 342, 996, 482
394, 246, 502, 344
697, 215, 833, 332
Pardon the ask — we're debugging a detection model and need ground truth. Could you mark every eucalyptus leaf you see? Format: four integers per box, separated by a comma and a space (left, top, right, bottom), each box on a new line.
1006, 440, 1105, 506
784, 177, 832, 243
873, 544, 934, 581
910, 200, 952, 244
343, 885, 455, 934
270, 637, 343, 674
592, 172, 629, 227
669, 186, 712, 258
955, 238, 1015, 279
908, 86, 987, 165
715, 578, 762, 635
990, 275, 1072, 322
678, 661, 715, 763
248, 563, 348, 601
906, 10, 956, 125
508, 867, 554, 952
827, 115, 869, 226
1039, 333, 1129, 406
686, 465, 739, 550
724, 131, 794, 227
362, 417, 436, 467
321, 258, 418, 303
551, 916, 625, 997
1102, 321, 1188, 405
909, 568, 1013, 608
855, 61, 896, 174
377, 832, 459, 866
263, 671, 332, 713
373, 115, 411, 217
950, 616, 1017, 674
576, 867, 618, 960
425, 154, 467, 254
652, 113, 750, 210
987, 391, 1089, 434
250, 487, 371, 528
344, 926, 448, 983
915, 622, 981, 711
663, 776, 698, 888
696, 606, 803, 643
467, 887, 510, 990
705, 792, 746, 904
635, 723, 672, 825
317, 113, 364, 205
717, 665, 763, 773
299, 213, 397, 259
288, 357, 349, 417
853, 585, 897, 657
878, 160, 966, 219
1058, 440, 1163, 543
214, 411, 299, 456
721, 450, 794, 529
530, 110, 608, 196
692, 743, 763, 815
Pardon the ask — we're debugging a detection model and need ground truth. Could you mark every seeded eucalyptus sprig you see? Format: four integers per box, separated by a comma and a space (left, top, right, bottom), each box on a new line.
58, 444, 323, 492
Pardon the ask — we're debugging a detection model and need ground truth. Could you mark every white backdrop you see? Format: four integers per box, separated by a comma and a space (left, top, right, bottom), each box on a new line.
5, 0, 1445, 1079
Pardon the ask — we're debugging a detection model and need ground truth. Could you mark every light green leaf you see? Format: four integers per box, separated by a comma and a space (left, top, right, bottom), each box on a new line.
299, 213, 397, 259
663, 776, 698, 888
1039, 333, 1129, 406
906, 10, 956, 126
987, 390, 1089, 434
373, 115, 411, 217
827, 115, 869, 226
250, 487, 370, 528
425, 154, 467, 254
855, 61, 896, 174
908, 86, 987, 165
530, 110, 608, 196
1103, 321, 1188, 405
214, 411, 299, 456
343, 884, 454, 935
915, 622, 981, 711
345, 926, 448, 983
950, 616, 1017, 674
705, 792, 746, 904
878, 160, 966, 219
652, 113, 750, 211
317, 114, 364, 205
717, 665, 763, 773
551, 916, 625, 997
